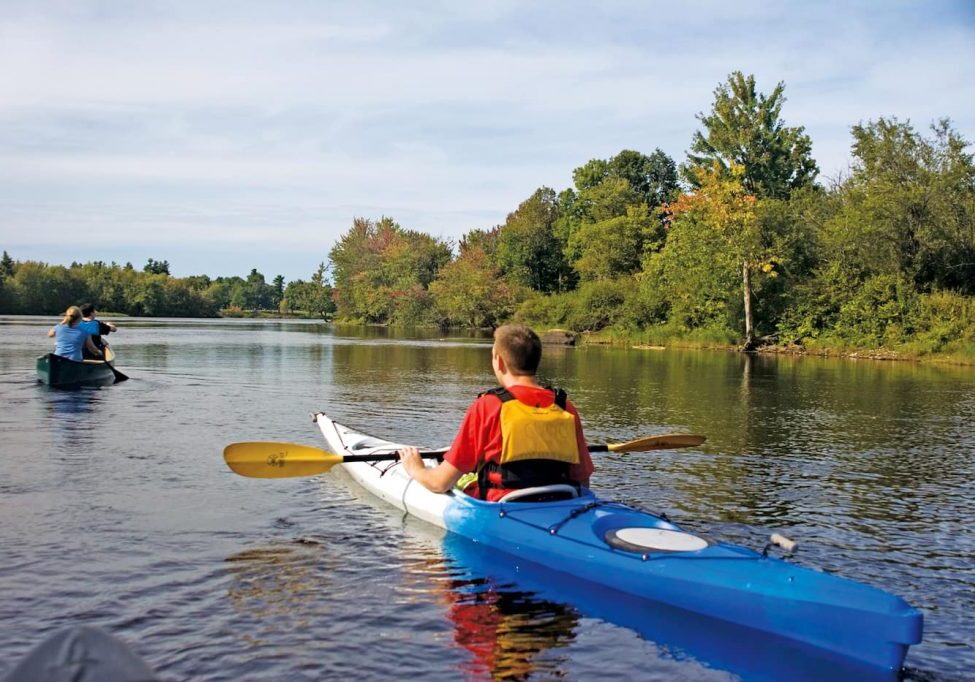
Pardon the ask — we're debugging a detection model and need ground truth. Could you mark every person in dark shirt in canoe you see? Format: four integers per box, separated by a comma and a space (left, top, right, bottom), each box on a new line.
47, 305, 102, 361
79, 302, 118, 359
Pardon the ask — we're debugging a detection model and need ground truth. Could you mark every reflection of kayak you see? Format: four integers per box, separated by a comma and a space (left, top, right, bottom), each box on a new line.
4, 625, 153, 681
442, 533, 878, 681
36, 347, 124, 388
315, 413, 923, 676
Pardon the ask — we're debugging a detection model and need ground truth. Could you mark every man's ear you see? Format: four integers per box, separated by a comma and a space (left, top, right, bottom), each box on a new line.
494, 351, 507, 375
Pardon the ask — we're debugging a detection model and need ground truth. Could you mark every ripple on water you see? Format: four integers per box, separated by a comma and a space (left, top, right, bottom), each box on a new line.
1, 321, 973, 679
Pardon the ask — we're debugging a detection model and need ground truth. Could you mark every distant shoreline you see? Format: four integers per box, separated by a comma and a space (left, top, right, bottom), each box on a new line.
9, 312, 972, 366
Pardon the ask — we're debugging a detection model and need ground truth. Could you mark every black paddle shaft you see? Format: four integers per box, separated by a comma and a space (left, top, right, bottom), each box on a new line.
345, 444, 611, 463
342, 449, 446, 463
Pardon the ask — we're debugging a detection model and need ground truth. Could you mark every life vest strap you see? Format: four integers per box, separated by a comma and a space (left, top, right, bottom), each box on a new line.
478, 459, 575, 496
481, 385, 566, 409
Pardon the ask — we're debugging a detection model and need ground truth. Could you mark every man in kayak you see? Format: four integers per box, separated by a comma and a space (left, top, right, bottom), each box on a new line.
79, 302, 117, 358
399, 324, 593, 501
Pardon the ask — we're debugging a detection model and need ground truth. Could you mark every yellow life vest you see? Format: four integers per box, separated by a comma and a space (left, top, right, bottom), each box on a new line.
477, 387, 579, 498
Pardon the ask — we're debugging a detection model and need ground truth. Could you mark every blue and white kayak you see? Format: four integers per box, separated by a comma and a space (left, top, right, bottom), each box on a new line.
314, 412, 923, 674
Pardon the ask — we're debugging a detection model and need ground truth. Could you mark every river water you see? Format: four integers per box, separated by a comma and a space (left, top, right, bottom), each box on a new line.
0, 317, 972, 680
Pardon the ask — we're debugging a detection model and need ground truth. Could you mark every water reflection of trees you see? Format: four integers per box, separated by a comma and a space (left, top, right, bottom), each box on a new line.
224, 541, 336, 637
544, 347, 974, 548
326, 342, 494, 442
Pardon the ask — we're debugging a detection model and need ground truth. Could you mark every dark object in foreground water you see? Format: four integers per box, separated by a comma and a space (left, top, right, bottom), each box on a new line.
4, 625, 154, 682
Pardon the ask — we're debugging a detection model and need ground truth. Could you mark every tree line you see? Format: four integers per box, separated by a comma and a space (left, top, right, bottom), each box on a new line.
0, 254, 335, 320
3, 72, 973, 355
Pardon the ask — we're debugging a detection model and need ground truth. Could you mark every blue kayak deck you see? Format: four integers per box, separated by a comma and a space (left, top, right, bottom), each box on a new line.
444, 490, 922, 672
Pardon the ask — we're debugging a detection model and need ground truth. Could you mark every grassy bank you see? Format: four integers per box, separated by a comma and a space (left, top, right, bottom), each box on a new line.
578, 327, 975, 366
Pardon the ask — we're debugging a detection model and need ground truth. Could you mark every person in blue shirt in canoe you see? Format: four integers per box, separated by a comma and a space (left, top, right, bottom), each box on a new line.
78, 302, 117, 358
47, 305, 103, 362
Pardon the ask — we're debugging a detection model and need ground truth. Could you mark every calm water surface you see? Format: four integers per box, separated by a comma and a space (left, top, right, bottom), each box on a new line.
0, 317, 972, 680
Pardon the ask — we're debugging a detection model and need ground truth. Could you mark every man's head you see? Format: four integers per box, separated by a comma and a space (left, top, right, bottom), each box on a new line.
80, 303, 96, 318
492, 324, 542, 379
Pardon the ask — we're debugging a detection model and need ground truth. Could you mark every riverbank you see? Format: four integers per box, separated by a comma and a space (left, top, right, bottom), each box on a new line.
218, 308, 318, 319
579, 329, 975, 366
20, 308, 975, 366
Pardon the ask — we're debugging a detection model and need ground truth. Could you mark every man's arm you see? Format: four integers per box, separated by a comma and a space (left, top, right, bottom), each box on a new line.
84, 336, 102, 356
399, 447, 464, 493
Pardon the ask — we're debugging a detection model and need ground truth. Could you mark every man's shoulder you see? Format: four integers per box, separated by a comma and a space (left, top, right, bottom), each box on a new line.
468, 390, 506, 417
507, 384, 561, 402
473, 389, 503, 405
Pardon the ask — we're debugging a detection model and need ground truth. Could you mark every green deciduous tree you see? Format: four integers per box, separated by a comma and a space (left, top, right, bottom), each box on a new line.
430, 245, 522, 329
569, 205, 657, 281
660, 164, 769, 346
282, 263, 335, 319
608, 149, 680, 209
684, 71, 818, 199
329, 217, 451, 323
126, 273, 167, 316
206, 278, 239, 311
494, 187, 572, 293
557, 149, 677, 281
831, 118, 975, 293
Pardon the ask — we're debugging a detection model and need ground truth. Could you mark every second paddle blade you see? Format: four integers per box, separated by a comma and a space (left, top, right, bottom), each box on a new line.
608, 434, 706, 452
224, 441, 342, 478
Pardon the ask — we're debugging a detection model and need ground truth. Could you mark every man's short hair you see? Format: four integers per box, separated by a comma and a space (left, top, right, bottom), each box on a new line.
493, 324, 542, 375
80, 303, 96, 317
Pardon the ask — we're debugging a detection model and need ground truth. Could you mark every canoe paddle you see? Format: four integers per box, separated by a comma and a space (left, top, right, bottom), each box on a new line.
103, 345, 129, 383
224, 433, 706, 479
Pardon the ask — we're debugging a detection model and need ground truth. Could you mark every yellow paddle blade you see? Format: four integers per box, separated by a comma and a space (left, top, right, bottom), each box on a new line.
608, 434, 706, 452
223, 442, 343, 478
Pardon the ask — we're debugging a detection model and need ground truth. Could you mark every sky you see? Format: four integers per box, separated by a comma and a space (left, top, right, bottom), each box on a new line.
1, 1, 973, 282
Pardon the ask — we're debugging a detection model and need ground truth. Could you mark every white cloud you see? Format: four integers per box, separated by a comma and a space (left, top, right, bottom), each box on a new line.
0, 1, 973, 279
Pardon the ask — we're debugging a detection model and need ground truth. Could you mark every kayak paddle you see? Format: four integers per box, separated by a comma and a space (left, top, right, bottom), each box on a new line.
591, 433, 705, 452
224, 433, 706, 479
